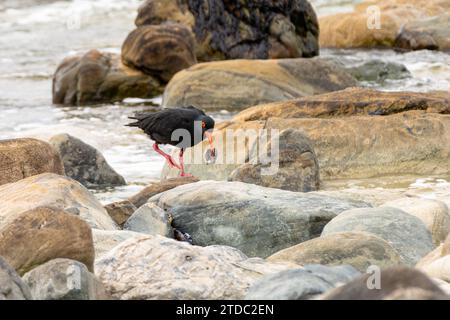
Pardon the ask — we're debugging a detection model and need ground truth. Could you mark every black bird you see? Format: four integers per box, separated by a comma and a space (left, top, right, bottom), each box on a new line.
127, 106, 215, 177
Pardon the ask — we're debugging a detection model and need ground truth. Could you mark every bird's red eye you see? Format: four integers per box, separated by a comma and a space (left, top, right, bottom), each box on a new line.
201, 121, 206, 128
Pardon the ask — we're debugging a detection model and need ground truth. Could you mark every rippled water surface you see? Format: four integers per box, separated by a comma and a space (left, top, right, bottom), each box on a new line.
0, 0, 448, 203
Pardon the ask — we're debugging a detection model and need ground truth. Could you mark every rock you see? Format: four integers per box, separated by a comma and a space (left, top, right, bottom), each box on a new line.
49, 134, 125, 188
135, 0, 319, 60
188, 0, 319, 60
95, 235, 300, 299
395, 13, 450, 51
162, 58, 357, 111
319, 0, 449, 50
381, 198, 450, 246
23, 258, 108, 300
121, 23, 197, 82
135, 0, 194, 29
0, 173, 117, 230
233, 88, 450, 122
229, 129, 320, 192
163, 110, 450, 181
149, 181, 369, 257
322, 267, 449, 300
419, 255, 450, 283
0, 138, 64, 186
268, 232, 404, 272
123, 203, 173, 237
245, 264, 360, 300
0, 256, 32, 300
104, 177, 198, 226
91, 229, 146, 259
52, 49, 163, 106
0, 207, 94, 276
322, 207, 434, 266
345, 60, 410, 83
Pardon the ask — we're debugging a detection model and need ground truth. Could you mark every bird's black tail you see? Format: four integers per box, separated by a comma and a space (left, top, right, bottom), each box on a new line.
125, 112, 153, 129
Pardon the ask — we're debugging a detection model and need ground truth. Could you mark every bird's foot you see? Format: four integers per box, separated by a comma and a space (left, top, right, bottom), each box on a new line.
180, 172, 194, 178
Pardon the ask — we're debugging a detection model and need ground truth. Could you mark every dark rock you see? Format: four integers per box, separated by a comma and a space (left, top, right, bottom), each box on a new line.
0, 256, 32, 300
49, 134, 125, 188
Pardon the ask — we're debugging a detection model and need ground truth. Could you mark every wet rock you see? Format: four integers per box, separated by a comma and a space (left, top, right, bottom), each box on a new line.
23, 258, 108, 300
149, 181, 369, 257
268, 232, 404, 272
322, 267, 449, 300
49, 134, 125, 188
0, 256, 32, 300
135, 0, 319, 60
322, 207, 434, 266
162, 58, 357, 111
52, 49, 163, 106
0, 138, 64, 186
382, 198, 450, 246
229, 129, 320, 192
104, 177, 198, 226
233, 88, 450, 121
0, 207, 94, 276
319, 0, 449, 50
95, 235, 299, 299
122, 23, 197, 82
345, 60, 410, 82
163, 110, 450, 181
0, 173, 117, 230
123, 203, 173, 237
135, 0, 194, 29
395, 13, 450, 52
245, 265, 360, 300
91, 229, 146, 259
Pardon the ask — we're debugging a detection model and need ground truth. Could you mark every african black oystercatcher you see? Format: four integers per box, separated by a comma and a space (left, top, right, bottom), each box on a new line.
127, 106, 215, 177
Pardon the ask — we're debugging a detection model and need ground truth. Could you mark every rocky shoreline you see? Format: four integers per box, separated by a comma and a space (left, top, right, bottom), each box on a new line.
1, 0, 449, 300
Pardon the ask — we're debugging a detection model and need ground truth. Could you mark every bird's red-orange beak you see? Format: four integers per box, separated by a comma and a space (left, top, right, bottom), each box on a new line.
204, 131, 215, 157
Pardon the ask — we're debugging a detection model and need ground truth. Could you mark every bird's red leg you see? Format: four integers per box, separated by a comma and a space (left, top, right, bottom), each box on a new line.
179, 148, 193, 177
153, 143, 181, 169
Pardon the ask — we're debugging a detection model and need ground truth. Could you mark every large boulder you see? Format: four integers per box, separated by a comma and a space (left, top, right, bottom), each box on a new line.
52, 49, 163, 106
104, 177, 198, 226
0, 138, 64, 186
233, 88, 450, 121
322, 267, 449, 300
322, 207, 434, 266
149, 181, 369, 258
49, 134, 125, 188
267, 232, 404, 272
381, 198, 450, 246
417, 234, 450, 282
91, 229, 146, 259
228, 129, 320, 192
0, 207, 94, 276
0, 173, 117, 230
319, 0, 449, 50
95, 235, 299, 300
135, 0, 320, 61
23, 259, 108, 300
245, 264, 360, 300
0, 256, 32, 300
121, 23, 197, 82
162, 109, 450, 181
162, 58, 357, 111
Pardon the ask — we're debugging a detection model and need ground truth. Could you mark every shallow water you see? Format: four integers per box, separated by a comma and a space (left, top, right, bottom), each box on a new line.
0, 0, 448, 204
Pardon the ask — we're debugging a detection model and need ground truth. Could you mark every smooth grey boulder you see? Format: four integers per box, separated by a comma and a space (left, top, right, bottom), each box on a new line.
49, 134, 125, 188
0, 256, 32, 300
149, 181, 370, 257
91, 229, 146, 259
23, 258, 108, 300
123, 203, 173, 237
245, 264, 360, 300
322, 207, 434, 266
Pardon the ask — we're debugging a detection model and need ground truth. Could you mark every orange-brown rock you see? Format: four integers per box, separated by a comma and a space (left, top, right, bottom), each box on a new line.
135, 0, 194, 29
0, 138, 64, 186
0, 207, 95, 276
